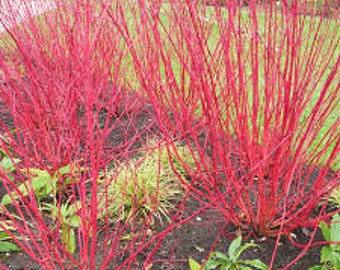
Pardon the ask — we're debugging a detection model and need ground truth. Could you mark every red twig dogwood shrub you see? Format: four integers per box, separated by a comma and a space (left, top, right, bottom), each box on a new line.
123, 0, 340, 239
0, 0, 146, 171
0, 0, 339, 268
0, 1, 189, 269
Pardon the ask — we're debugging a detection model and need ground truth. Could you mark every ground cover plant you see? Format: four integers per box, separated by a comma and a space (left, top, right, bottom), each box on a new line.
0, 0, 339, 269
189, 235, 269, 269
308, 213, 340, 270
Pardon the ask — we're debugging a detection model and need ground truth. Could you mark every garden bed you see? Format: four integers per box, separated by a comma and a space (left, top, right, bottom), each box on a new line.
0, 1, 339, 269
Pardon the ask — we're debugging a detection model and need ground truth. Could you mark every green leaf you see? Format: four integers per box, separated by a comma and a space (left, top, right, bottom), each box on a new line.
319, 221, 331, 242
325, 251, 340, 266
330, 214, 340, 249
66, 201, 81, 217
22, 168, 49, 177
333, 255, 340, 270
0, 231, 8, 239
189, 257, 202, 270
204, 258, 224, 269
320, 246, 335, 263
55, 165, 71, 176
228, 235, 242, 261
212, 251, 230, 261
41, 202, 58, 216
2, 191, 19, 206
2, 168, 57, 205
235, 266, 251, 270
218, 262, 232, 270
307, 266, 323, 270
243, 259, 268, 270
234, 242, 258, 259
0, 240, 20, 252
0, 156, 20, 173
2, 174, 56, 205
0, 230, 20, 242
62, 228, 76, 254
69, 215, 81, 228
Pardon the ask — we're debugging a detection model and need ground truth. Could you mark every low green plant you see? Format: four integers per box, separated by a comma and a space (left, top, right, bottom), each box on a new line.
1, 163, 81, 206
0, 221, 21, 253
1, 160, 83, 254
0, 148, 20, 175
99, 142, 196, 222
309, 214, 340, 270
41, 200, 81, 254
189, 235, 268, 270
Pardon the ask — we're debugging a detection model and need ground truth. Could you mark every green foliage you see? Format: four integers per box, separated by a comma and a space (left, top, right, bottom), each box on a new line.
41, 201, 81, 254
189, 257, 202, 270
99, 143, 195, 222
0, 239, 20, 253
0, 148, 20, 174
189, 235, 268, 270
1, 164, 80, 206
309, 214, 340, 270
2, 168, 57, 205
0, 147, 20, 183
0, 222, 20, 253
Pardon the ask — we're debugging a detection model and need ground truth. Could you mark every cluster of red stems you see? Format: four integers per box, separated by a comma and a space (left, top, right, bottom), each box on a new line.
0, 0, 339, 269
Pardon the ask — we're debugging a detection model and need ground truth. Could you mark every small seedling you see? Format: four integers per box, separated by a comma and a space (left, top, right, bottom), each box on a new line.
189, 235, 268, 270
308, 214, 340, 270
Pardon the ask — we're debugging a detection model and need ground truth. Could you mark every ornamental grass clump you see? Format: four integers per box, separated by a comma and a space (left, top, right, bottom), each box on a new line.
98, 142, 195, 223
122, 0, 339, 256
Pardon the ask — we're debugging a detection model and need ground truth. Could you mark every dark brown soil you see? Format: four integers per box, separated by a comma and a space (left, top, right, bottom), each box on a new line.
148, 198, 323, 270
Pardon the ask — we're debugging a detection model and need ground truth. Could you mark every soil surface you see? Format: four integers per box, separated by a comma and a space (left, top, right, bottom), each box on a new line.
149, 198, 323, 270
